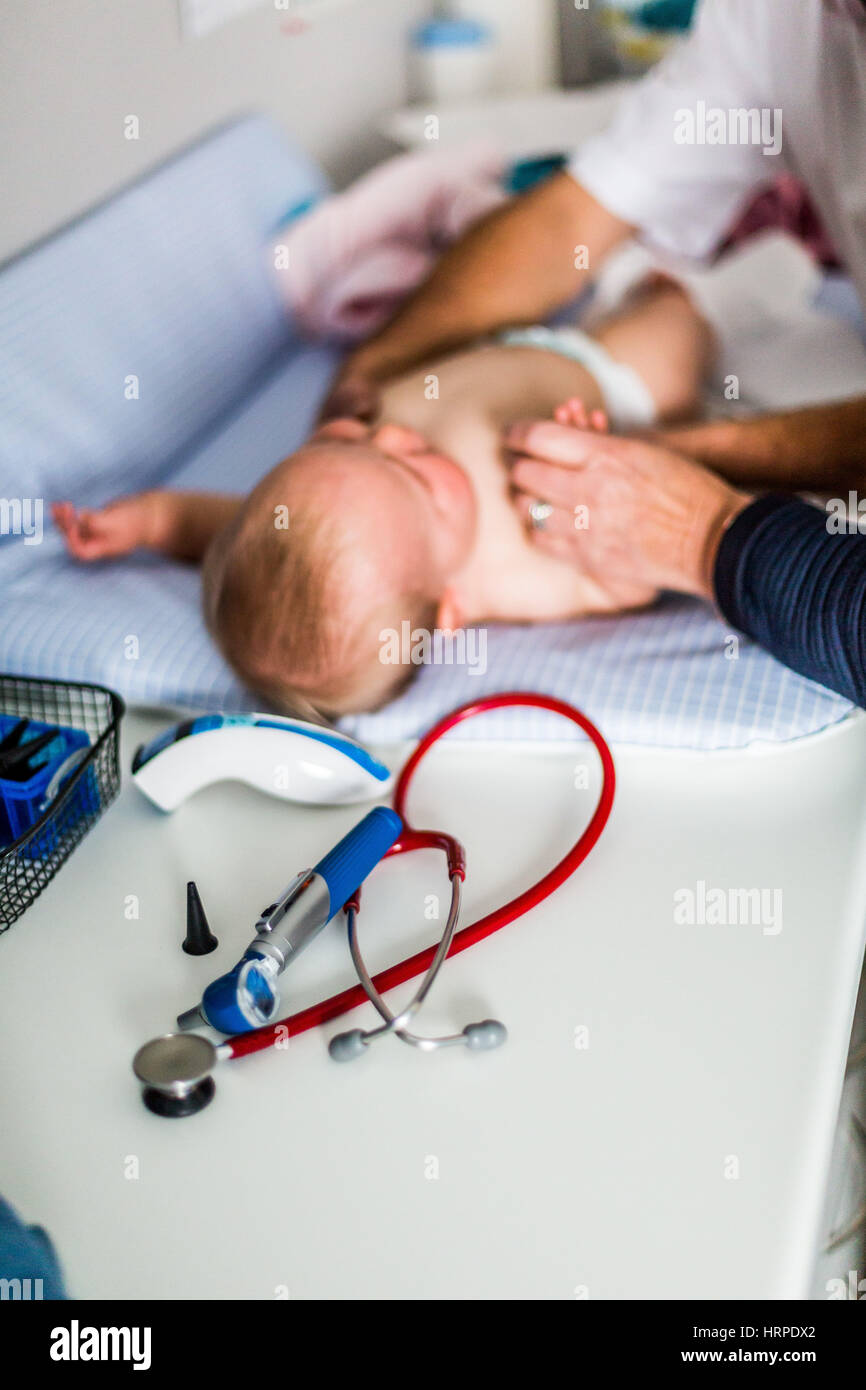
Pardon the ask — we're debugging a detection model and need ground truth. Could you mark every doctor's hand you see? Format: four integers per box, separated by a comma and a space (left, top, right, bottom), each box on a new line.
506, 415, 753, 601
318, 368, 380, 424
318, 345, 387, 424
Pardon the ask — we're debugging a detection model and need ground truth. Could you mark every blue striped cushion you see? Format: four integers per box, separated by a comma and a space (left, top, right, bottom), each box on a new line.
0, 115, 327, 521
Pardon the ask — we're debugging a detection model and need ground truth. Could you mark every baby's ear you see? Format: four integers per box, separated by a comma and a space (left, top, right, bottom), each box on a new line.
436, 588, 464, 636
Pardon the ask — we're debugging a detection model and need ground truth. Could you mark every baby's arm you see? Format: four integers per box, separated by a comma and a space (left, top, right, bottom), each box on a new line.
54, 491, 241, 564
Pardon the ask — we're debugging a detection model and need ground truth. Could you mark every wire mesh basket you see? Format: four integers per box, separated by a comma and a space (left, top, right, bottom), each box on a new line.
0, 674, 124, 931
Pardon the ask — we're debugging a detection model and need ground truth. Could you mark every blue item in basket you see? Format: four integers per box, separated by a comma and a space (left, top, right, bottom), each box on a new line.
0, 724, 60, 779
0, 715, 94, 852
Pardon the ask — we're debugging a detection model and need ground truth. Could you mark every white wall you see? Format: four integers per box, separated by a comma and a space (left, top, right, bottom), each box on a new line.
0, 0, 426, 262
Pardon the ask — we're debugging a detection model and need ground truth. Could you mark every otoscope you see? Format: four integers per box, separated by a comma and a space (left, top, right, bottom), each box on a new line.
176, 805, 402, 1037
134, 806, 401, 1116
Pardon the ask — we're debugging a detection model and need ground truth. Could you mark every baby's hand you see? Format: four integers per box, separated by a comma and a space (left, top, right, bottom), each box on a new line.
53, 493, 165, 561
553, 397, 609, 434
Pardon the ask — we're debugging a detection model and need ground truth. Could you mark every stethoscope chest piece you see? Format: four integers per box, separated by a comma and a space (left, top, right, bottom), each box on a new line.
133, 1033, 219, 1118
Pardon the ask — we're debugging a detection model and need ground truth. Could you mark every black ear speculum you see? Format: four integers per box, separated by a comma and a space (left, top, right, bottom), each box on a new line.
182, 880, 219, 955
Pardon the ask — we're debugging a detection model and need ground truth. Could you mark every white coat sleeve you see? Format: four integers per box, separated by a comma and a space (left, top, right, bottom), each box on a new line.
569, 0, 785, 260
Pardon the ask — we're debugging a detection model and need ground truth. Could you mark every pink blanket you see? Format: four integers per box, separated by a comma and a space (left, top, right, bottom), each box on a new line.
271, 144, 507, 341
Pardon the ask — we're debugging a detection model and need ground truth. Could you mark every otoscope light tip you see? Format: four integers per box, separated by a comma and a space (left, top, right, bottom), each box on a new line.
177, 1005, 205, 1031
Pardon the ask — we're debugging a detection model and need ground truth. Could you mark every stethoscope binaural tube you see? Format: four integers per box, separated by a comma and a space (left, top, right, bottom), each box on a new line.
224, 692, 615, 1064
328, 872, 507, 1058
343, 881, 465, 1049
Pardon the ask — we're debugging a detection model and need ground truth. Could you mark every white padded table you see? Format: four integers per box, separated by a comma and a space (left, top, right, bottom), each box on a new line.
1, 708, 865, 1300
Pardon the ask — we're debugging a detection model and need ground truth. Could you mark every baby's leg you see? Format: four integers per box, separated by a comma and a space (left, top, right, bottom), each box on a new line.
587, 278, 715, 423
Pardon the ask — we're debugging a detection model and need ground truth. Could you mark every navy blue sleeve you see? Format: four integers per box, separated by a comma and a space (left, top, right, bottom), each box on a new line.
714, 493, 866, 707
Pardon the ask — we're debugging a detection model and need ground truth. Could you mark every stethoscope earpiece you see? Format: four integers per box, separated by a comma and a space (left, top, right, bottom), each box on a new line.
462, 1019, 507, 1050
328, 1029, 369, 1062
328, 1005, 508, 1061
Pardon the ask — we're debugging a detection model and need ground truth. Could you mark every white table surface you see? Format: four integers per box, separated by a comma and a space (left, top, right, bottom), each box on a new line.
2, 708, 866, 1300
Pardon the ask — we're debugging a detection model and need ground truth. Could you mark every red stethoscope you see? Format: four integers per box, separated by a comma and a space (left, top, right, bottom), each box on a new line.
224, 692, 615, 1064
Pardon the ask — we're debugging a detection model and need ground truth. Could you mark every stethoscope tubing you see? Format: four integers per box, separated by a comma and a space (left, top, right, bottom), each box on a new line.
224, 692, 615, 1061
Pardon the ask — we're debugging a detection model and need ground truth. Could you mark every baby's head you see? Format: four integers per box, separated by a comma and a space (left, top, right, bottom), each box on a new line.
203, 419, 477, 717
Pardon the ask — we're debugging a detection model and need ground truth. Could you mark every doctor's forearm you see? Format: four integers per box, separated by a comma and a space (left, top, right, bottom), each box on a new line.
657, 397, 866, 492
347, 174, 632, 383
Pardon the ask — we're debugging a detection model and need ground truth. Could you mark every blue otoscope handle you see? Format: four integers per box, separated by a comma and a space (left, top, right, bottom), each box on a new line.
315, 805, 402, 918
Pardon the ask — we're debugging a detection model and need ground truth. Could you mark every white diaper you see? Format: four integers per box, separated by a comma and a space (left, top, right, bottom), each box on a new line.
588, 232, 866, 414
498, 324, 657, 431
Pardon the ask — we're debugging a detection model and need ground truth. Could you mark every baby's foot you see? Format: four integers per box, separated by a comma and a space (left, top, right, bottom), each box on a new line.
553, 396, 609, 434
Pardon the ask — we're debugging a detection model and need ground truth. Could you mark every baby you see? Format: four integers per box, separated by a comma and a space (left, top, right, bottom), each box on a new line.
55, 280, 711, 717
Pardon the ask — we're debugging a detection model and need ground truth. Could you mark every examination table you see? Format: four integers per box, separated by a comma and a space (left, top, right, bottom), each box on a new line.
1, 114, 864, 1299
0, 711, 864, 1298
